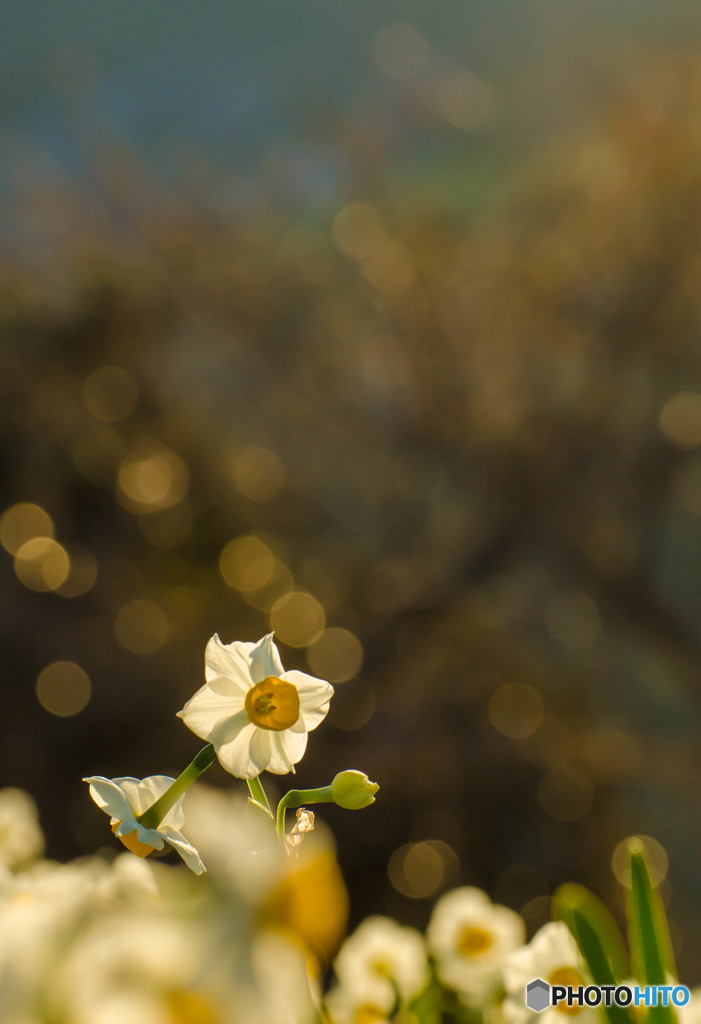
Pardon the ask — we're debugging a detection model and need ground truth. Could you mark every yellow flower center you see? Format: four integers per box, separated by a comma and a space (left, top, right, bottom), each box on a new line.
244, 676, 300, 731
166, 991, 218, 1024
111, 821, 155, 858
354, 1007, 387, 1024
373, 958, 393, 977
549, 967, 587, 1016
457, 925, 494, 957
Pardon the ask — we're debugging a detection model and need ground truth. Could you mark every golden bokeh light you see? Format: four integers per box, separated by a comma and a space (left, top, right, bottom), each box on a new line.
228, 445, 288, 502
83, 366, 138, 423
488, 682, 544, 739
242, 558, 294, 612
36, 661, 91, 717
117, 442, 190, 513
55, 546, 98, 598
114, 599, 169, 654
538, 767, 594, 822
0, 503, 54, 555
269, 590, 326, 647
306, 627, 364, 682
388, 840, 458, 899
611, 835, 669, 889
219, 535, 275, 592
14, 537, 70, 592
659, 391, 701, 448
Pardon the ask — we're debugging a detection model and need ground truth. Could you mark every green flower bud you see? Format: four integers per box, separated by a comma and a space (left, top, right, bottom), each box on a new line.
330, 770, 379, 810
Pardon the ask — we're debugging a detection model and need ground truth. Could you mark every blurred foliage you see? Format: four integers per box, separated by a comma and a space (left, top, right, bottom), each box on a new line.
3, 50, 701, 983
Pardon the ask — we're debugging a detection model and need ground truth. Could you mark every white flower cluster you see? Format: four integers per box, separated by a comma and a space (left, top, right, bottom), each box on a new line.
0, 785, 344, 1024
2, 785, 700, 1024
325, 890, 701, 1024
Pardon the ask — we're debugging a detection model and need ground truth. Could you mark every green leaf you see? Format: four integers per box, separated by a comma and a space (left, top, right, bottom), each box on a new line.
627, 841, 677, 1024
554, 883, 629, 980
554, 885, 633, 1024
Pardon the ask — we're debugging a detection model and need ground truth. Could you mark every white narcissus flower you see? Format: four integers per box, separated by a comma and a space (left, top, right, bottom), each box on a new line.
502, 922, 600, 1024
83, 776, 205, 875
333, 916, 429, 1009
427, 886, 525, 1005
177, 633, 334, 779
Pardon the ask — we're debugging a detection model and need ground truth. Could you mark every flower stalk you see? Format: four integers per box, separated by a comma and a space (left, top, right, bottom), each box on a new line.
276, 786, 333, 839
137, 743, 216, 830
246, 775, 272, 815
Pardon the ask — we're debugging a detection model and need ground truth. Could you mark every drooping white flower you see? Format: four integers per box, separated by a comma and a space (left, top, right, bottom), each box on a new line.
333, 916, 429, 1010
84, 776, 205, 874
177, 633, 334, 779
502, 921, 599, 1024
427, 886, 525, 1005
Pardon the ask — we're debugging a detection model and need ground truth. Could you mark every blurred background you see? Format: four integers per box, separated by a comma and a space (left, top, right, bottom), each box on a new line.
3, 0, 701, 982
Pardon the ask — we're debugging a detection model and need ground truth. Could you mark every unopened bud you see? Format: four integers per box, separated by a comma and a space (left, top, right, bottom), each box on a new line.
330, 770, 379, 810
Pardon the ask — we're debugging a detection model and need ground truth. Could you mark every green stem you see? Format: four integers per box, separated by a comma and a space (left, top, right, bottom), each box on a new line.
247, 776, 272, 814
276, 785, 333, 840
137, 743, 216, 830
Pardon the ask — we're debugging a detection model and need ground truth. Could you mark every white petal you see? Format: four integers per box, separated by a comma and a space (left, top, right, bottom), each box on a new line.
159, 825, 206, 874
177, 680, 245, 740
249, 728, 272, 772
216, 722, 263, 778
249, 633, 285, 683
267, 730, 307, 774
115, 776, 174, 817
114, 820, 165, 850
204, 633, 255, 687
206, 675, 249, 701
138, 776, 187, 830
210, 708, 250, 748
282, 670, 334, 731
84, 777, 134, 821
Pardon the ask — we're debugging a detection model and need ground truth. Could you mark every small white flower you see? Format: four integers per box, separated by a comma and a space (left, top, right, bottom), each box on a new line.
502, 922, 599, 1024
325, 981, 393, 1024
177, 633, 334, 779
427, 886, 525, 1005
83, 776, 205, 874
333, 916, 429, 1009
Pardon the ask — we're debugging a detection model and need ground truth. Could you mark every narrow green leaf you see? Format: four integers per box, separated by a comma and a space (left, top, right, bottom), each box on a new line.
627, 842, 677, 1024
554, 888, 634, 1024
554, 883, 629, 980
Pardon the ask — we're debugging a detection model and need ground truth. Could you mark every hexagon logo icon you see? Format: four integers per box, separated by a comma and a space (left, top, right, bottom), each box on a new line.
526, 978, 551, 1012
